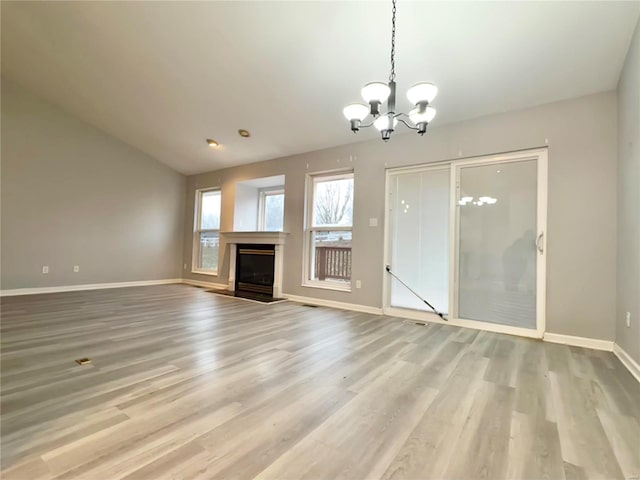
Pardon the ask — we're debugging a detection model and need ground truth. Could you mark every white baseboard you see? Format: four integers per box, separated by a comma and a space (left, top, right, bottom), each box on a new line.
543, 332, 614, 351
180, 278, 228, 290
283, 293, 383, 315
613, 343, 640, 383
384, 306, 542, 339
0, 278, 182, 297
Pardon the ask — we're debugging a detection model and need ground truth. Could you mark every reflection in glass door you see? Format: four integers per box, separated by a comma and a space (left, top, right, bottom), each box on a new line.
456, 159, 539, 329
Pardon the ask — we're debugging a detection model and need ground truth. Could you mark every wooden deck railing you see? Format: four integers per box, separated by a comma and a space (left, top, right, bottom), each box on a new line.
315, 246, 352, 281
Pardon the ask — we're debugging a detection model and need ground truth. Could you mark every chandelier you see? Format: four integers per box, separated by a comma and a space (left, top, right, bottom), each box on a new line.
343, 0, 437, 141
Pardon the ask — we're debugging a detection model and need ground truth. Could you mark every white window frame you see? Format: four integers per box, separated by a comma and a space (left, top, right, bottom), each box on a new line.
258, 187, 285, 231
192, 188, 221, 276
302, 170, 354, 292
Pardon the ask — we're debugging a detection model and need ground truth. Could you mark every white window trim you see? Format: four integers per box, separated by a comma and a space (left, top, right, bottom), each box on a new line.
302, 170, 354, 291
192, 188, 221, 276
258, 187, 285, 232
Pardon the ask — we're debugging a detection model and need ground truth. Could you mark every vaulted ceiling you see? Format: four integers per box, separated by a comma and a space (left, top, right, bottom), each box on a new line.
2, 1, 638, 174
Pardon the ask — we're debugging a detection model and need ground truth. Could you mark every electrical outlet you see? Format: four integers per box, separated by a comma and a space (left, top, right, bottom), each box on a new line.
42, 266, 49, 274
626, 311, 631, 328
184, 264, 187, 270
355, 280, 362, 289
73, 265, 80, 273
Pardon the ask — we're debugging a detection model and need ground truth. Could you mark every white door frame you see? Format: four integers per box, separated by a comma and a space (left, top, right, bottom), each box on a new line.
383, 148, 548, 339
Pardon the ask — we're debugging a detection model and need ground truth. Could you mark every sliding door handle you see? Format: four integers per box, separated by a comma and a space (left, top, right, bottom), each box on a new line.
536, 232, 544, 253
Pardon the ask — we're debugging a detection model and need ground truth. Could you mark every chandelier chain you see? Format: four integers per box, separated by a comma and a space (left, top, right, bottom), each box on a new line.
389, 0, 397, 82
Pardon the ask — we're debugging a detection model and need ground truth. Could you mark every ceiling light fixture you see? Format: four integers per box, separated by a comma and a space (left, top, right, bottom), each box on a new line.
343, 0, 438, 142
238, 129, 251, 138
206, 139, 219, 148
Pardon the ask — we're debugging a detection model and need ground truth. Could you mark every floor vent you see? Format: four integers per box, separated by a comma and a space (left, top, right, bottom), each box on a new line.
75, 358, 92, 365
403, 319, 428, 327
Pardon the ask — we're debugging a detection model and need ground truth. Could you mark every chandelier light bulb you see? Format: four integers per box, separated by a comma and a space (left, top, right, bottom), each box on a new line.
343, 103, 370, 121
409, 106, 437, 125
374, 115, 398, 132
361, 82, 391, 104
407, 82, 438, 106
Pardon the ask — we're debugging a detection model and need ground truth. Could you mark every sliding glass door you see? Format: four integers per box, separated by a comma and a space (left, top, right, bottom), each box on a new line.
385, 149, 547, 337
388, 167, 450, 314
456, 159, 539, 329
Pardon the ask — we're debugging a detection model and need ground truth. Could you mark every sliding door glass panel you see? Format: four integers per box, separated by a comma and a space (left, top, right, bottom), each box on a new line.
457, 160, 537, 328
390, 168, 449, 313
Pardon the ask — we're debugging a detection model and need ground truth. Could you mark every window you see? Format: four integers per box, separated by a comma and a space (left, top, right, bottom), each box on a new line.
193, 189, 221, 275
259, 188, 284, 231
305, 172, 354, 289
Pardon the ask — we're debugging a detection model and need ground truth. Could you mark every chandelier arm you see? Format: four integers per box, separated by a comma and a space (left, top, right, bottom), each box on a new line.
397, 118, 418, 130
358, 120, 377, 129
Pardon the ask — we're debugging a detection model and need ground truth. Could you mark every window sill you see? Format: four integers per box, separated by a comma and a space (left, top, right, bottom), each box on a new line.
301, 281, 352, 293
191, 270, 219, 277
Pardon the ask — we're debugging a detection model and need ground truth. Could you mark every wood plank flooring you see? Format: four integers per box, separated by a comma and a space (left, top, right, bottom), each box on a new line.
1, 284, 638, 479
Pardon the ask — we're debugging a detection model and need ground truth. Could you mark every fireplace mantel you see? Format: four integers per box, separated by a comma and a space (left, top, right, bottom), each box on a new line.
221, 231, 288, 298
221, 231, 288, 245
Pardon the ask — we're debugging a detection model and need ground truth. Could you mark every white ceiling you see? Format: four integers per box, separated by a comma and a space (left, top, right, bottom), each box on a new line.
2, 1, 638, 175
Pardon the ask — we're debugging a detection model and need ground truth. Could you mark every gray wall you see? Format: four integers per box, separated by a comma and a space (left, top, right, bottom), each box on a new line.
233, 183, 259, 231
1, 78, 186, 289
616, 19, 640, 363
184, 91, 618, 342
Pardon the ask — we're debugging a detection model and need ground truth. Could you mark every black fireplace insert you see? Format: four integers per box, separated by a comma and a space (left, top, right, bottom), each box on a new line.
235, 244, 275, 297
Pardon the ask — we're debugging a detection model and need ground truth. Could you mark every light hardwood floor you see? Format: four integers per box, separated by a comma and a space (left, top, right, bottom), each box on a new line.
1, 284, 638, 480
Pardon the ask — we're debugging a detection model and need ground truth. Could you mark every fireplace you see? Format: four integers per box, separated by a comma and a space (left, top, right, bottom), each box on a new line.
235, 244, 275, 297
221, 231, 288, 300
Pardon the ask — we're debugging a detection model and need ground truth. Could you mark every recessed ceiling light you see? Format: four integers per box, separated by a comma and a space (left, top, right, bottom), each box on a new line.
238, 129, 251, 138
206, 139, 219, 148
